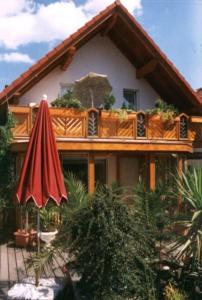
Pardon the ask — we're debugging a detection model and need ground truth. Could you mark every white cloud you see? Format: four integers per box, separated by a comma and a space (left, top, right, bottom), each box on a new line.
83, 0, 142, 15
0, 52, 34, 63
0, 0, 142, 49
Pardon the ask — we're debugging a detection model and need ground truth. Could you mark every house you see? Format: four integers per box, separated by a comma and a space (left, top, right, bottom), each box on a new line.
1, 0, 202, 193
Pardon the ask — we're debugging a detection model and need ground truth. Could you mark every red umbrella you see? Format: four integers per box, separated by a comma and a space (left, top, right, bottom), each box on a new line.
16, 97, 67, 207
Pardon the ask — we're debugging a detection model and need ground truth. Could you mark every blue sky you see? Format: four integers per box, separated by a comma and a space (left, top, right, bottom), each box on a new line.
0, 0, 201, 92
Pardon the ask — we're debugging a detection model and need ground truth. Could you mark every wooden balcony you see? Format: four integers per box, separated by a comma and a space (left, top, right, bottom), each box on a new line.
9, 106, 202, 153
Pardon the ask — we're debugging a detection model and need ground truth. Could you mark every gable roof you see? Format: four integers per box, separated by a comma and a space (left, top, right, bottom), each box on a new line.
0, 0, 201, 113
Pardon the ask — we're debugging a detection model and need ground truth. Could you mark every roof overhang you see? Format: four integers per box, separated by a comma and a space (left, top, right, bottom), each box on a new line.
0, 0, 201, 113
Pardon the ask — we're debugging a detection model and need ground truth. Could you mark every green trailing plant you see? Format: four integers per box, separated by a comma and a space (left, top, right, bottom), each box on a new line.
63, 184, 155, 300
51, 90, 83, 109
171, 168, 202, 265
147, 99, 179, 123
103, 93, 116, 110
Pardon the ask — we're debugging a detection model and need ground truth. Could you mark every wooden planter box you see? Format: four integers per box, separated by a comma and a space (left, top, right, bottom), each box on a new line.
14, 230, 30, 248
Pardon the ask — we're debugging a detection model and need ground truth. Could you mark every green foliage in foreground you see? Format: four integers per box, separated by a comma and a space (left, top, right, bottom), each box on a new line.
172, 167, 202, 264
0, 113, 15, 212
63, 184, 156, 300
133, 181, 174, 234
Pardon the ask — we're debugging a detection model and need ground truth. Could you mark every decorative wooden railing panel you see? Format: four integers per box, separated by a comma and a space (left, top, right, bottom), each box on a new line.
9, 106, 202, 146
49, 108, 87, 138
10, 106, 32, 137
100, 112, 135, 138
148, 116, 178, 140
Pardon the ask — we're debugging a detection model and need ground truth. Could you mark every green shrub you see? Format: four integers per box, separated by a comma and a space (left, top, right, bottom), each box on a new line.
51, 90, 83, 109
103, 93, 116, 110
133, 181, 173, 235
65, 185, 155, 300
172, 168, 202, 264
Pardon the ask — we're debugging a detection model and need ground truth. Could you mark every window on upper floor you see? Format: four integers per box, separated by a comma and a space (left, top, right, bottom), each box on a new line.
123, 89, 138, 110
60, 83, 74, 97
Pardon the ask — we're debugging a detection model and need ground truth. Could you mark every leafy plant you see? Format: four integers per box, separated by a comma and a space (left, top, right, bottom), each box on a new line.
121, 101, 127, 110
103, 93, 116, 110
27, 246, 56, 286
172, 168, 202, 264
40, 205, 60, 232
64, 184, 155, 300
147, 99, 178, 122
0, 112, 15, 229
164, 283, 187, 300
51, 90, 83, 109
133, 181, 173, 234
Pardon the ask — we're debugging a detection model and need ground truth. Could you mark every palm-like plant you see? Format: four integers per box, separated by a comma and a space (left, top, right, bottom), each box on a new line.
172, 168, 202, 264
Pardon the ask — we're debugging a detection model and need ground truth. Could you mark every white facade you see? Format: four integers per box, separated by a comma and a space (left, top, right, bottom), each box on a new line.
20, 35, 159, 109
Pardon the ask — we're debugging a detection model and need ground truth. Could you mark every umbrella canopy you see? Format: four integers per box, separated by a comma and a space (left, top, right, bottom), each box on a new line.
16, 98, 67, 208
74, 72, 112, 108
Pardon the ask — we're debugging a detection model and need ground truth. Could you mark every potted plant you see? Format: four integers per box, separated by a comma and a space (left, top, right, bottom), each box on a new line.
14, 206, 30, 248
103, 93, 116, 110
39, 207, 59, 247
147, 99, 179, 128
51, 90, 83, 109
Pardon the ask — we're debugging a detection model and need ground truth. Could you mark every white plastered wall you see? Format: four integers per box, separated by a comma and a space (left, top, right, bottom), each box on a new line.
20, 35, 159, 109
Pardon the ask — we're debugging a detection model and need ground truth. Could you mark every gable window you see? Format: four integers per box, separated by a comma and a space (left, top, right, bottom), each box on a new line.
123, 89, 138, 110
60, 83, 74, 97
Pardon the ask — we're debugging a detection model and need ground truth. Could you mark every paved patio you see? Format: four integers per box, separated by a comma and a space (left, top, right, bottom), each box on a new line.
0, 242, 67, 299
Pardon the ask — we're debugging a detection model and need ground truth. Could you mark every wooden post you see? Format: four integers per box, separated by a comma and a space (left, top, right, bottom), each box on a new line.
177, 155, 183, 209
149, 155, 156, 191
88, 153, 95, 194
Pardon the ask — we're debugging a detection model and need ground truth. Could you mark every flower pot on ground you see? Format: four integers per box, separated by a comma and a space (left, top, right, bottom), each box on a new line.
39, 206, 59, 246
14, 229, 30, 248
39, 230, 58, 247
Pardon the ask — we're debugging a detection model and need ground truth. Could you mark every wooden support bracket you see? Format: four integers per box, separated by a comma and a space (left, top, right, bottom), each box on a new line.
61, 46, 76, 71
136, 59, 157, 79
101, 14, 118, 36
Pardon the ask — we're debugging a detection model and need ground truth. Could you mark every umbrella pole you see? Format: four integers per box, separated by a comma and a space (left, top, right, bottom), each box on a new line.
37, 208, 40, 254
35, 208, 40, 287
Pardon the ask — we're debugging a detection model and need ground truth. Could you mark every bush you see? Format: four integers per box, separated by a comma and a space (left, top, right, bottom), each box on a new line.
51, 90, 83, 109
103, 93, 116, 110
65, 185, 155, 300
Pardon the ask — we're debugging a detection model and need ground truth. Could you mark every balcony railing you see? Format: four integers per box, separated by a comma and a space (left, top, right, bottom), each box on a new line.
9, 106, 202, 143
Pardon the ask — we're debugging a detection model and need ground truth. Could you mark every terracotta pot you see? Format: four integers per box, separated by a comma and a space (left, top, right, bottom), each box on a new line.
14, 230, 30, 248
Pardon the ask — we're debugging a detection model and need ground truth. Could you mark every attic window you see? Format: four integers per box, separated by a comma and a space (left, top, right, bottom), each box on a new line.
123, 89, 138, 110
60, 83, 74, 96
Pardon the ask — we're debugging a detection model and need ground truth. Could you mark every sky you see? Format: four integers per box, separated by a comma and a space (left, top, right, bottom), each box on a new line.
0, 0, 201, 92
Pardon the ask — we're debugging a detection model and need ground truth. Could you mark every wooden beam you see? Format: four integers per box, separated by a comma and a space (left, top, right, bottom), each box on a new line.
101, 14, 118, 36
11, 140, 194, 153
177, 155, 183, 209
149, 155, 156, 190
88, 153, 95, 193
136, 59, 157, 79
61, 46, 76, 71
